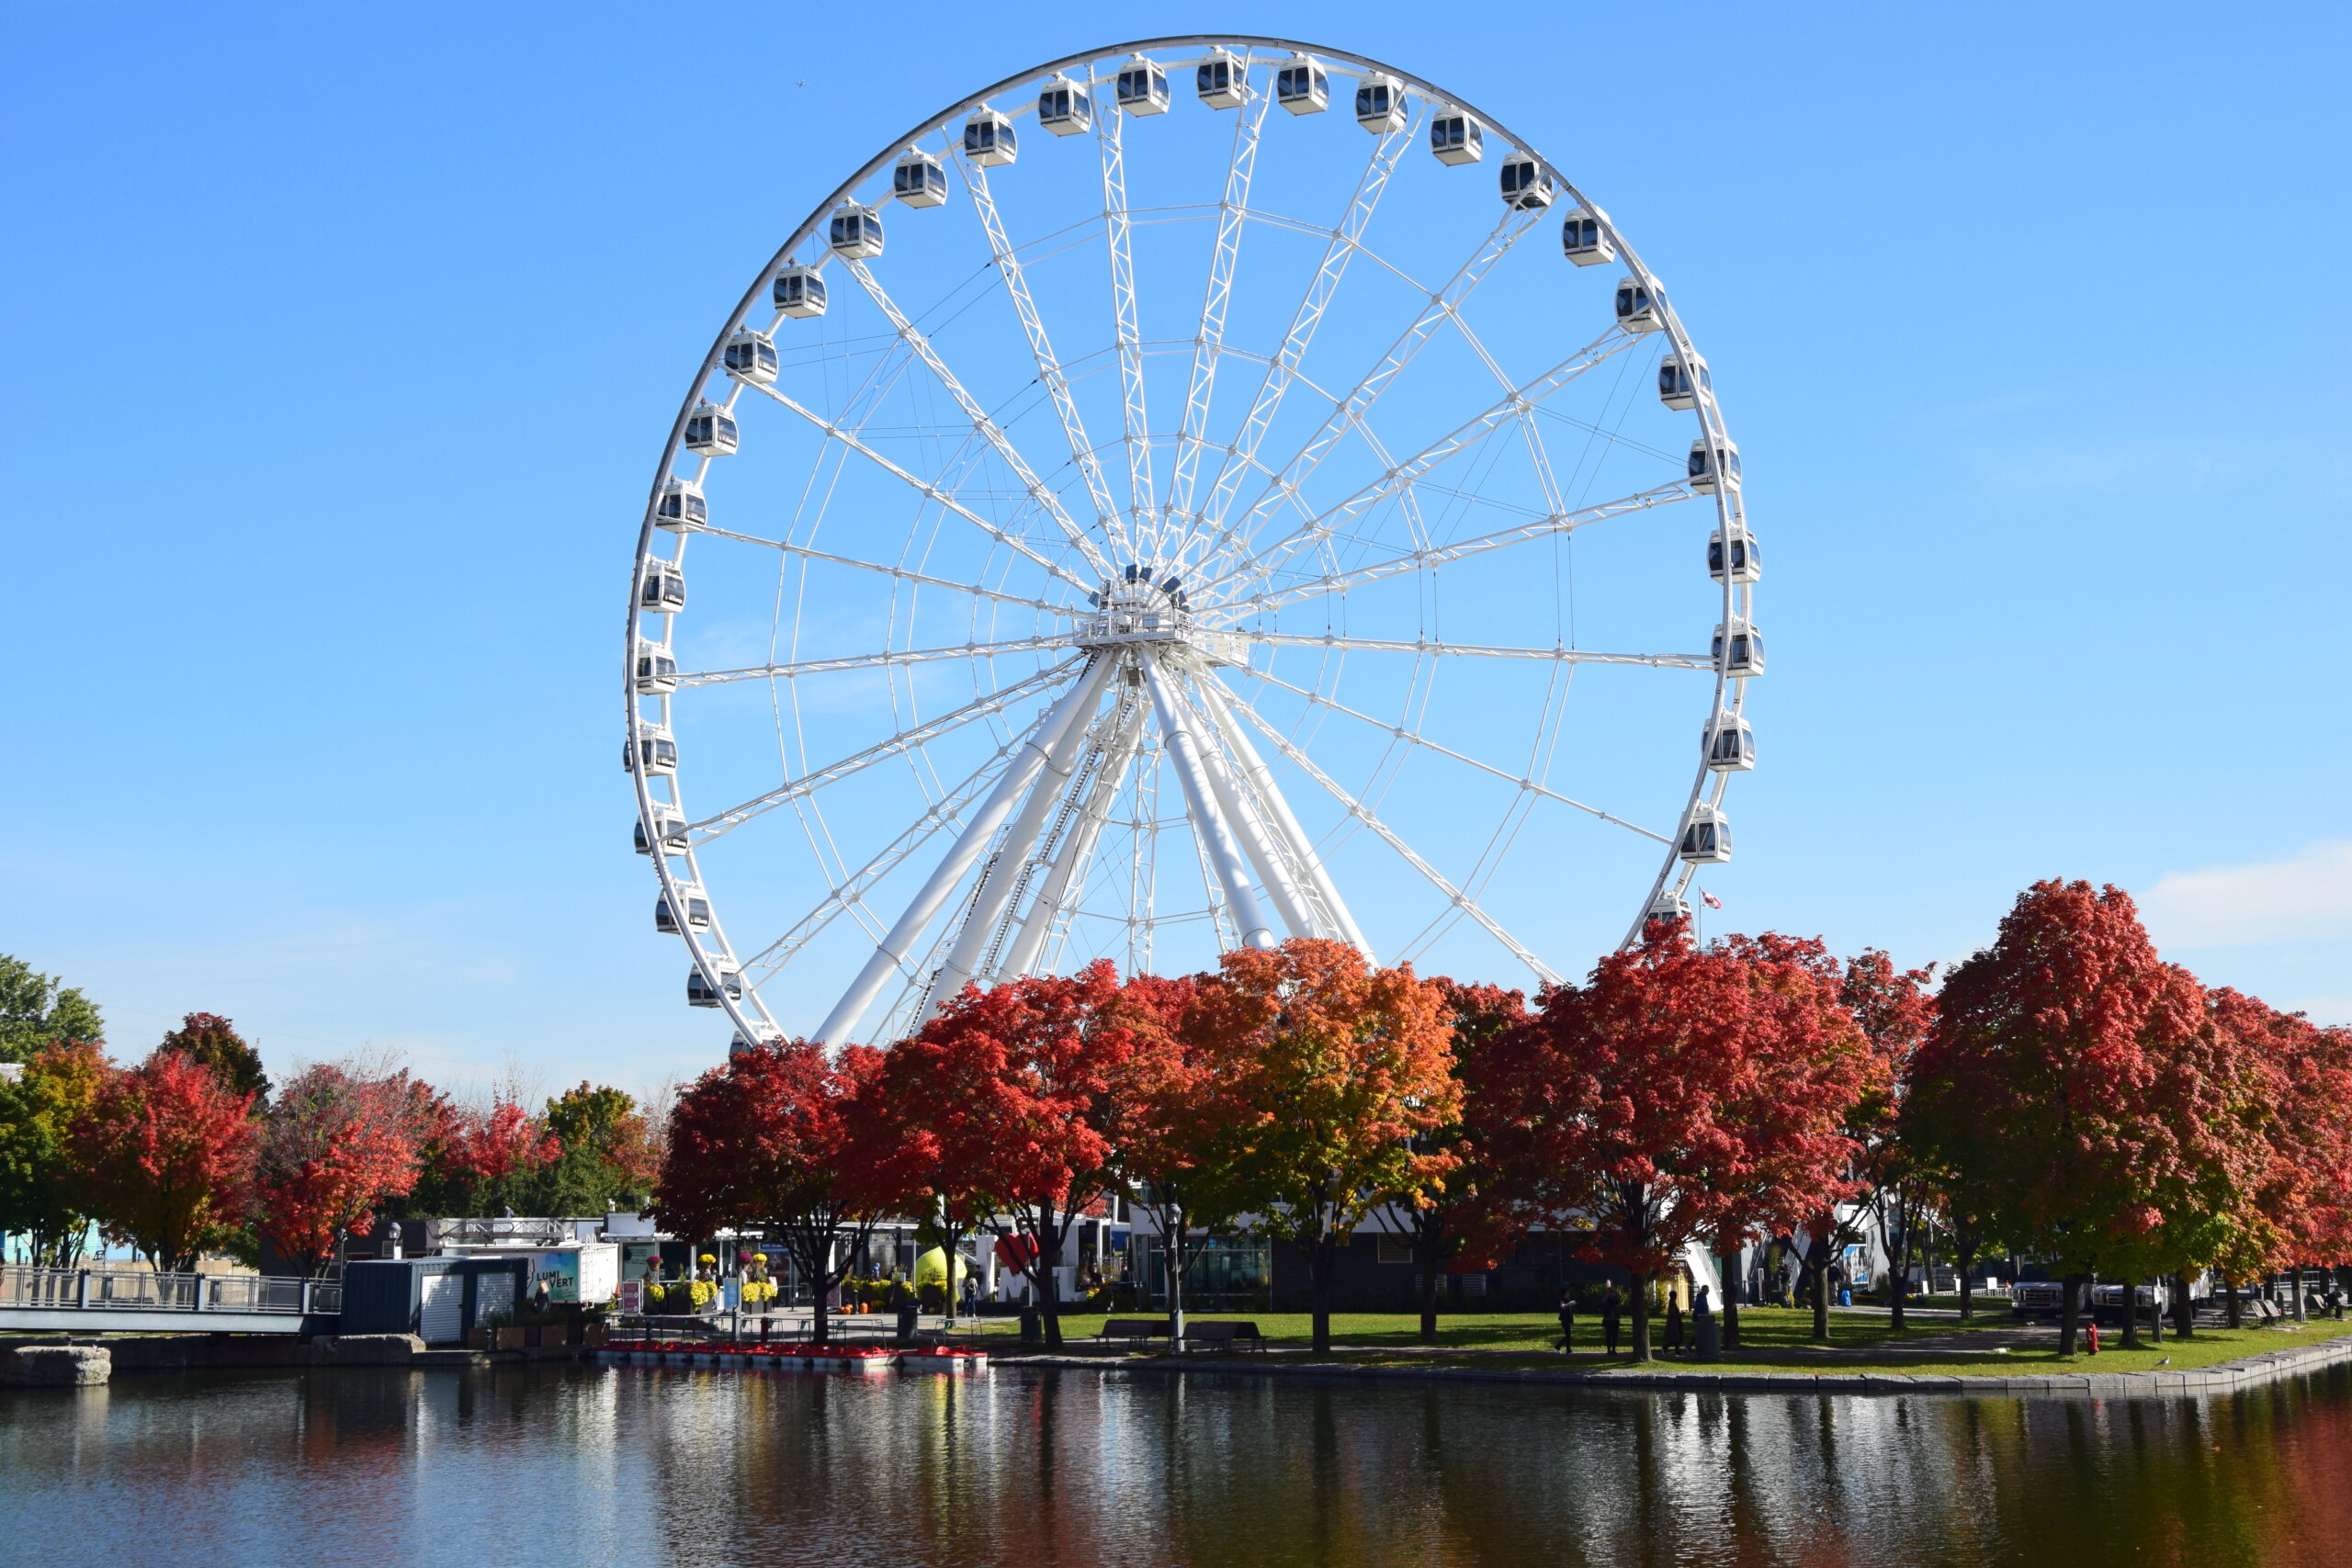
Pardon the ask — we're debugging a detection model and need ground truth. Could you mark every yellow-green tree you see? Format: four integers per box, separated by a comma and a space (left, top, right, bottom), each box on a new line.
0, 1041, 108, 1265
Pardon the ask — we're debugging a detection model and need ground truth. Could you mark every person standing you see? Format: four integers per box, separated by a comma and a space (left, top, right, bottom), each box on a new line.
1664, 1293, 1685, 1356
1557, 1287, 1577, 1355
1601, 1284, 1623, 1357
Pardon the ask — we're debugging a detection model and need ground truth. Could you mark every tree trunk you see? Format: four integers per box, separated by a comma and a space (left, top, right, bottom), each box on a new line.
2294, 1265, 2308, 1323
1955, 1234, 1979, 1322
1719, 1247, 1742, 1350
2174, 1269, 2195, 1338
1166, 1223, 1187, 1343
2058, 1273, 2086, 1357
2120, 1278, 2143, 1348
1808, 1249, 1831, 1344
1888, 1251, 1907, 1332
1417, 1238, 1441, 1343
1630, 1270, 1654, 1361
2224, 1271, 2243, 1328
1309, 1224, 1336, 1355
1033, 1200, 1064, 1348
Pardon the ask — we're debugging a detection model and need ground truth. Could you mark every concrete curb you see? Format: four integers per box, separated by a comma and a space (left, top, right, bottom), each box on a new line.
993, 1328, 2352, 1398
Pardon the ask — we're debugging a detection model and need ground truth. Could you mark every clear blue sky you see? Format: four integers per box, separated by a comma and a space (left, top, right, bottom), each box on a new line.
4, 2, 2345, 1100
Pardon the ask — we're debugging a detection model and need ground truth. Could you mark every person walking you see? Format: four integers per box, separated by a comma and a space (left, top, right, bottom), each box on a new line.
1557, 1287, 1577, 1354
1601, 1284, 1623, 1357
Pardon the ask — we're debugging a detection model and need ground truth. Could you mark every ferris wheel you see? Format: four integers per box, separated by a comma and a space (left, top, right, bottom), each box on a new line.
625, 37, 1758, 1049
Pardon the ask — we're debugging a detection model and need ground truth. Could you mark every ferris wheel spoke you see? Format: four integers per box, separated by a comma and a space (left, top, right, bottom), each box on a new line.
1221, 479, 1693, 616
1235, 664, 1670, 843
748, 319, 1101, 592
1242, 633, 1713, 671
687, 659, 1083, 845
1230, 205, 1429, 297
1188, 111, 1419, 563
697, 525, 1081, 619
734, 732, 1026, 983
1211, 328, 1636, 599
1097, 85, 1158, 544
1193, 205, 1544, 578
958, 152, 1131, 562
1165, 72, 1272, 542
1220, 693, 1560, 985
673, 634, 1074, 688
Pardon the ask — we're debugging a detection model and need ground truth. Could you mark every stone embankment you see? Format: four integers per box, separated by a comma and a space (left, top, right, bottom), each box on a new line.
1, 1344, 109, 1386
999, 1328, 2352, 1399
0, 1333, 605, 1382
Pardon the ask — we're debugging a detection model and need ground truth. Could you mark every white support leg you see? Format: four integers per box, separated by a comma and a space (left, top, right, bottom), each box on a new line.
1168, 671, 1323, 942
1193, 675, 1373, 958
1141, 654, 1274, 950
997, 702, 1145, 980
814, 658, 1116, 1045
926, 655, 1126, 1015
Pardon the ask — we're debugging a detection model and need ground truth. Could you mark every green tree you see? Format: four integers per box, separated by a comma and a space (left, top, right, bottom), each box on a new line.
531, 1083, 657, 1214
0, 1041, 108, 1265
159, 1013, 271, 1107
0, 955, 104, 1066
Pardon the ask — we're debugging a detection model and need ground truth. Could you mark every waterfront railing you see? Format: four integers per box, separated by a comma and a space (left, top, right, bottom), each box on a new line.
0, 1266, 341, 1317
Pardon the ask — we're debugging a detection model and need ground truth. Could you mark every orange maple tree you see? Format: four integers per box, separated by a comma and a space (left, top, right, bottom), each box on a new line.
1182, 939, 1459, 1355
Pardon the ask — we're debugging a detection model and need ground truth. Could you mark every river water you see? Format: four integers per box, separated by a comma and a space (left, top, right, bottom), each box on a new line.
4, 1363, 2348, 1564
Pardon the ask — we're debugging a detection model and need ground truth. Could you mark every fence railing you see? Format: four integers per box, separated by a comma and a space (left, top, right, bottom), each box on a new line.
0, 1266, 340, 1316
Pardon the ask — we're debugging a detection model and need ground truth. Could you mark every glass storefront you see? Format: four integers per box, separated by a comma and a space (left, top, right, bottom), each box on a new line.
1140, 1235, 1272, 1312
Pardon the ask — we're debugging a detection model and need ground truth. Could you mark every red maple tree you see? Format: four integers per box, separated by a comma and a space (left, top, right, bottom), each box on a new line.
253, 1064, 429, 1277
1781, 946, 1933, 1337
68, 1048, 260, 1273
1708, 933, 1880, 1345
1495, 921, 1867, 1360
1403, 979, 1531, 1342
450, 1098, 561, 1189
652, 1039, 897, 1345
1909, 880, 2206, 1353
1095, 974, 1229, 1333
2208, 990, 2352, 1325
890, 961, 1147, 1347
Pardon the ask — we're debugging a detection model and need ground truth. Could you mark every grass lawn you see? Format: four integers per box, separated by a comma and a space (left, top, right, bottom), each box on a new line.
1686, 1315, 2352, 1379
972, 1306, 2352, 1379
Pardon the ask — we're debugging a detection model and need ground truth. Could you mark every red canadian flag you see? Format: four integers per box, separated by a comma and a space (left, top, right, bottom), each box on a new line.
1701, 891, 1723, 909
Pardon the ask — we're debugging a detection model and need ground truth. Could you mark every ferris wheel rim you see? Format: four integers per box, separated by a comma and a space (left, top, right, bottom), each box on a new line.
626, 35, 1756, 1048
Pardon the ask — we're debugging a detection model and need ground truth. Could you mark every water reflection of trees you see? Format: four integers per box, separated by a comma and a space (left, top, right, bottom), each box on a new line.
4, 1365, 2352, 1562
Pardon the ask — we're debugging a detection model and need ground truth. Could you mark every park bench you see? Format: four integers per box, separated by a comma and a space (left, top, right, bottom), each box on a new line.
1182, 1320, 1268, 1355
1095, 1317, 1173, 1349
